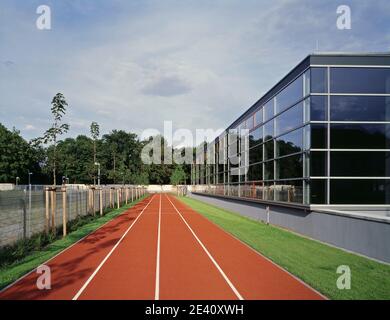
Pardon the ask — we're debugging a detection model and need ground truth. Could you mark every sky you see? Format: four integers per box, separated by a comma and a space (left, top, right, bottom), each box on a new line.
0, 0, 390, 145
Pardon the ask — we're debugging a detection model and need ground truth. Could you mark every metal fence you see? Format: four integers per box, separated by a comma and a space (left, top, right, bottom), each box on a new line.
0, 185, 147, 247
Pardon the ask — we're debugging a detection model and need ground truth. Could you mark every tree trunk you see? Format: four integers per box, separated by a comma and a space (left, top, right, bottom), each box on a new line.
53, 141, 56, 186
93, 140, 96, 185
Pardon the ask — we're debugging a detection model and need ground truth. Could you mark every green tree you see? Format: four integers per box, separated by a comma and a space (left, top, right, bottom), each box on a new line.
0, 124, 43, 183
34, 93, 70, 185
170, 165, 187, 186
55, 135, 94, 183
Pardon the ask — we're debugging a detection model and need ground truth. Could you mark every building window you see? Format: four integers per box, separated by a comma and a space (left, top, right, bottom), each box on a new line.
311, 124, 328, 149
263, 100, 274, 122
276, 128, 303, 157
255, 109, 262, 126
264, 140, 274, 161
330, 151, 390, 177
264, 161, 274, 180
330, 67, 390, 94
310, 68, 328, 93
310, 96, 328, 121
310, 151, 327, 177
330, 179, 390, 204
330, 124, 390, 149
246, 116, 254, 130
264, 120, 274, 141
310, 179, 327, 204
275, 102, 303, 136
276, 154, 303, 179
247, 163, 262, 181
275, 180, 303, 204
275, 75, 304, 114
249, 144, 263, 164
330, 96, 390, 121
249, 127, 262, 148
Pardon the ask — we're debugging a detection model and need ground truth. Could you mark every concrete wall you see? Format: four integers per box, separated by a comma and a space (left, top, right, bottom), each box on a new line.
189, 193, 390, 264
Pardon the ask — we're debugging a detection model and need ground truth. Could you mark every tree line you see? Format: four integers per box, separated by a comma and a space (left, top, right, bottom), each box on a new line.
0, 93, 190, 186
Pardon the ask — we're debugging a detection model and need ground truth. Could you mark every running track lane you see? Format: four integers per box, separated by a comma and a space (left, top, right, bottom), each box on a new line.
166, 195, 325, 300
0, 193, 324, 300
0, 195, 155, 300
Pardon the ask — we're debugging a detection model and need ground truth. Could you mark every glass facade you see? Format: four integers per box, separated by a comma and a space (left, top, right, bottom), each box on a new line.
193, 56, 390, 207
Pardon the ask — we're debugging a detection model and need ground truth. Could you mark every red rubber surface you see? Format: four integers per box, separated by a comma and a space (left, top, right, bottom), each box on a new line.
0, 194, 324, 300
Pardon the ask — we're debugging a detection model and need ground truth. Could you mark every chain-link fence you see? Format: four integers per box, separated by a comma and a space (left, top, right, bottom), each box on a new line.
0, 185, 147, 247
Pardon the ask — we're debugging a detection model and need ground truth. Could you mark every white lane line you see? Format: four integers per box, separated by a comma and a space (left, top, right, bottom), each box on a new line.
0, 196, 150, 295
72, 195, 156, 300
165, 195, 244, 301
154, 194, 162, 300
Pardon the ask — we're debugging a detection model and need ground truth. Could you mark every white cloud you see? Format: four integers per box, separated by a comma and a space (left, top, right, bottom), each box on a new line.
1, 0, 389, 144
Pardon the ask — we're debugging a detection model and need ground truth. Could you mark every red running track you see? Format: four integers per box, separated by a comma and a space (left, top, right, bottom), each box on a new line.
0, 194, 325, 300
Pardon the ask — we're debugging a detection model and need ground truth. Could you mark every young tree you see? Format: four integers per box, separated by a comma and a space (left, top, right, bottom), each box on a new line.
35, 93, 70, 185
90, 121, 100, 185
170, 165, 187, 186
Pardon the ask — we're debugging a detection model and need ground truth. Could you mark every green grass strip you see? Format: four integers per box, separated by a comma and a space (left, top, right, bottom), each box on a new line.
178, 196, 390, 300
0, 196, 147, 290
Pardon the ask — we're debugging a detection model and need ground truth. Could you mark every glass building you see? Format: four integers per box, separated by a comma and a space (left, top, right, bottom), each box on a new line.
192, 53, 390, 210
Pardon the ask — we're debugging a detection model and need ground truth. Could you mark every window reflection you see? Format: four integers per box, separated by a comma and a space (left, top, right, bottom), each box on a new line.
264, 100, 274, 122
310, 151, 327, 177
249, 127, 262, 148
330, 151, 390, 177
275, 75, 303, 113
276, 154, 303, 179
310, 68, 328, 93
330, 179, 390, 204
264, 121, 274, 141
330, 124, 390, 149
330, 68, 390, 94
255, 110, 262, 126
247, 163, 262, 181
275, 180, 303, 203
264, 161, 274, 180
310, 96, 328, 121
264, 140, 274, 161
249, 144, 263, 165
311, 124, 327, 149
310, 179, 327, 204
275, 102, 303, 136
276, 128, 303, 157
330, 96, 390, 121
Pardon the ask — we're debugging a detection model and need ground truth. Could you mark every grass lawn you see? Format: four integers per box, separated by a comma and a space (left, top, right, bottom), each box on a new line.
0, 196, 147, 290
178, 196, 390, 300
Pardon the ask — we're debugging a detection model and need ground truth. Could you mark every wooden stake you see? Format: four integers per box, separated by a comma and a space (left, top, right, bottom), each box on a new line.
62, 187, 67, 237
45, 188, 49, 234
100, 188, 103, 216
51, 189, 56, 234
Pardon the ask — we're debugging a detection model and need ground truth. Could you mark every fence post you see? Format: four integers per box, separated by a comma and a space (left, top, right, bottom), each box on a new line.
126, 187, 128, 204
100, 188, 103, 216
131, 187, 134, 202
51, 188, 56, 234
92, 187, 96, 216
117, 189, 120, 209
45, 187, 50, 234
22, 190, 27, 240
62, 187, 67, 237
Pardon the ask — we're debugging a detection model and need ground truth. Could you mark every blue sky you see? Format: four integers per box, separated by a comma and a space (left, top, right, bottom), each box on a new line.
0, 0, 389, 142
